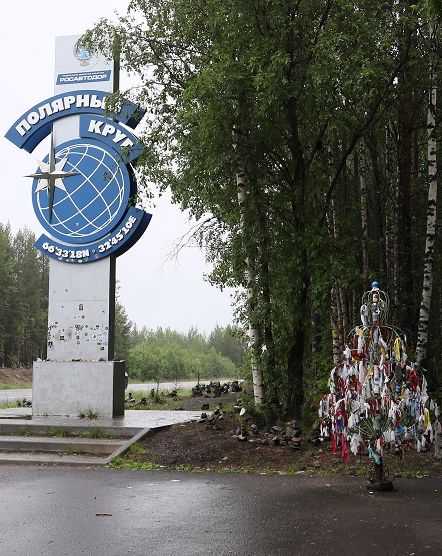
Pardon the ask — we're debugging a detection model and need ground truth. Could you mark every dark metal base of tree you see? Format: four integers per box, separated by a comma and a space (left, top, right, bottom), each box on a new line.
366, 460, 394, 491
366, 479, 394, 492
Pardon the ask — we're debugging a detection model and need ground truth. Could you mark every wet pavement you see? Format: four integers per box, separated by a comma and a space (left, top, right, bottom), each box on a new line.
0, 468, 440, 555
0, 388, 31, 402
0, 408, 203, 431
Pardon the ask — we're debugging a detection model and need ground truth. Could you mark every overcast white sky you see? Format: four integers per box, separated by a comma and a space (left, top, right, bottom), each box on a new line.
0, 1, 235, 334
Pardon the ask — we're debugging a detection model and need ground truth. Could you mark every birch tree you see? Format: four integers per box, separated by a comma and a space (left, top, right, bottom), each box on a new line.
236, 161, 264, 404
416, 19, 439, 366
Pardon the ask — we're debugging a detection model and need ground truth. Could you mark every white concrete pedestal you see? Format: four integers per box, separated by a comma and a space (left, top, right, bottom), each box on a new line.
30, 37, 124, 419
47, 258, 115, 361
32, 360, 125, 417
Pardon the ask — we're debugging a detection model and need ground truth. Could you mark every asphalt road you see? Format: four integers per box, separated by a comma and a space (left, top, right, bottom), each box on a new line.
0, 467, 440, 555
0, 388, 31, 402
0, 380, 228, 403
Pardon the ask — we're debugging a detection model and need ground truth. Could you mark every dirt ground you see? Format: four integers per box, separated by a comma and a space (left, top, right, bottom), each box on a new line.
131, 410, 442, 478
0, 367, 32, 384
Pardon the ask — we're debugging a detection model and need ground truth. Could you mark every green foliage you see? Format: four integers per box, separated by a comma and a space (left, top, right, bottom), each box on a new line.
209, 325, 243, 367
114, 299, 132, 362
0, 224, 48, 367
0, 383, 32, 390
126, 327, 241, 381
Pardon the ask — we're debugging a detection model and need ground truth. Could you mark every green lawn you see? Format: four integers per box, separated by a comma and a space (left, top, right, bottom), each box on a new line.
0, 400, 24, 409
0, 382, 32, 390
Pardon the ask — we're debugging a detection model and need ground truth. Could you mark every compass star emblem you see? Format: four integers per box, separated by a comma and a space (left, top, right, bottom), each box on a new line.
25, 132, 78, 221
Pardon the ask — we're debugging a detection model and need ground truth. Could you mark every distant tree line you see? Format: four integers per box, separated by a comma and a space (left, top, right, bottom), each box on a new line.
0, 224, 48, 367
115, 306, 243, 382
0, 223, 243, 379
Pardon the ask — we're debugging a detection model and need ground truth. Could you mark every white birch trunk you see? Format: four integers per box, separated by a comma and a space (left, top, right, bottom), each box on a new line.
417, 35, 437, 366
237, 164, 264, 404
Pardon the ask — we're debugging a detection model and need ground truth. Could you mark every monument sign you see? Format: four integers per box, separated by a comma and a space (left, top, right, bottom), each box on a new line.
5, 36, 150, 417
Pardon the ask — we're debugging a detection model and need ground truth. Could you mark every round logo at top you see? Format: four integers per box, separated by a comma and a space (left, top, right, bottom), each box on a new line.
32, 138, 131, 245
74, 46, 92, 67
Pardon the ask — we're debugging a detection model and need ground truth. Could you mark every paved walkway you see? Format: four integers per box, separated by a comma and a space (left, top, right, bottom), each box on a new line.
0, 408, 203, 433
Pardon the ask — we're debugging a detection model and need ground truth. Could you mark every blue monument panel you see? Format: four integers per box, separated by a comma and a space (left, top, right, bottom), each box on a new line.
5, 90, 151, 263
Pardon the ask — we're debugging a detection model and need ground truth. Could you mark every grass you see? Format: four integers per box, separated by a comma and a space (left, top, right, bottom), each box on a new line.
0, 382, 32, 390
395, 470, 430, 479
174, 387, 192, 397
284, 464, 303, 475
220, 402, 237, 415
175, 463, 197, 472
217, 466, 257, 474
0, 400, 22, 409
129, 387, 192, 399
103, 451, 437, 477
107, 455, 261, 474
130, 402, 176, 410
125, 388, 192, 410
125, 382, 243, 411
126, 442, 149, 457
86, 427, 107, 439
107, 456, 162, 470
296, 446, 317, 464
384, 456, 434, 479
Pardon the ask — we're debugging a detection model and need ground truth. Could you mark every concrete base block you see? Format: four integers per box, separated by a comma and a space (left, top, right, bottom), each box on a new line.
32, 361, 125, 417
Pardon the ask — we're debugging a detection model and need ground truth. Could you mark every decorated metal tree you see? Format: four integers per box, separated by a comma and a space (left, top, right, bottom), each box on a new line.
319, 282, 440, 490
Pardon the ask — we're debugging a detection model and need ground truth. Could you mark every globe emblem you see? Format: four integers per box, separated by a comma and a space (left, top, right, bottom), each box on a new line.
32, 139, 131, 245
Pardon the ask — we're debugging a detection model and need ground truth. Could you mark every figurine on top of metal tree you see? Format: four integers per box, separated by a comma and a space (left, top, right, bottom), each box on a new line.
319, 282, 441, 490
